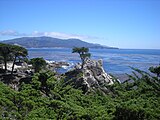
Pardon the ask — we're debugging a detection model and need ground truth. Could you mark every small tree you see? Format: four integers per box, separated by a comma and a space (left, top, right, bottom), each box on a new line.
30, 57, 46, 72
10, 45, 28, 75
72, 47, 91, 69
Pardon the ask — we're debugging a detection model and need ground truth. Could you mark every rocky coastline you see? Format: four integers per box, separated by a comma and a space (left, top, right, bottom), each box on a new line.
0, 58, 117, 93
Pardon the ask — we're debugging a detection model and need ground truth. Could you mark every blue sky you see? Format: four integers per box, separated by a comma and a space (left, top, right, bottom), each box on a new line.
0, 0, 160, 49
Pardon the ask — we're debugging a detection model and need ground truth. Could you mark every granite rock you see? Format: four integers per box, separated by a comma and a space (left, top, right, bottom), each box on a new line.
65, 58, 114, 94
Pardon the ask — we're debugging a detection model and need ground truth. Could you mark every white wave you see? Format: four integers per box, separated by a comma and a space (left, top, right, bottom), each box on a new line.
61, 65, 69, 69
45, 60, 55, 63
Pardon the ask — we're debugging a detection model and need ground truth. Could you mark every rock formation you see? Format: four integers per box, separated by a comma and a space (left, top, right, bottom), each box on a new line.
65, 58, 114, 94
83, 58, 113, 85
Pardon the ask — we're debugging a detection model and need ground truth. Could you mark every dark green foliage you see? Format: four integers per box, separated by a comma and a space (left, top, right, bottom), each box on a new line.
0, 43, 12, 72
149, 65, 160, 77
0, 66, 160, 119
0, 43, 28, 74
111, 67, 160, 120
30, 57, 46, 72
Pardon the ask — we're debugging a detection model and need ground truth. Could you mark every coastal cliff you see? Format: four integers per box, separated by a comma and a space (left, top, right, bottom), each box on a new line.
65, 58, 114, 94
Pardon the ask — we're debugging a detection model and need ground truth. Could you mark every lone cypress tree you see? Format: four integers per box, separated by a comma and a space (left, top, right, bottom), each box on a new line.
72, 47, 91, 69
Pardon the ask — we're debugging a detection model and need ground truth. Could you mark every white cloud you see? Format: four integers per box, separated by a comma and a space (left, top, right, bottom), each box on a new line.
0, 30, 100, 40
31, 31, 99, 40
0, 30, 27, 36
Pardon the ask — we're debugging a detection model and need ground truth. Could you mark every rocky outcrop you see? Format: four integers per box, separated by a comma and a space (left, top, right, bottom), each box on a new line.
47, 61, 69, 71
0, 73, 32, 91
65, 58, 114, 94
83, 58, 113, 86
1, 62, 32, 73
0, 62, 33, 90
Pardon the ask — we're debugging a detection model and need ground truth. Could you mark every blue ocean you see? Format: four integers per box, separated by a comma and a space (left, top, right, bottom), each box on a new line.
28, 48, 160, 74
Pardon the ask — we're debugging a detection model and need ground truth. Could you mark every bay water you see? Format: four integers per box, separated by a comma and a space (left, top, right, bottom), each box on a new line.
28, 48, 160, 75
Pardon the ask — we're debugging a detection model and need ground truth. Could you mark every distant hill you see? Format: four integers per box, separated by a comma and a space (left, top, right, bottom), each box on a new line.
1, 36, 118, 49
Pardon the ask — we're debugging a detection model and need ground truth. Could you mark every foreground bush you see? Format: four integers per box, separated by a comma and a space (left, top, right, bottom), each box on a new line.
0, 67, 160, 119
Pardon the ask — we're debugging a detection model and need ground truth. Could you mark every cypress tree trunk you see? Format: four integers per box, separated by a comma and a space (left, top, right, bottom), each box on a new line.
157, 74, 159, 78
11, 55, 16, 75
81, 58, 85, 69
4, 56, 7, 73
81, 62, 84, 69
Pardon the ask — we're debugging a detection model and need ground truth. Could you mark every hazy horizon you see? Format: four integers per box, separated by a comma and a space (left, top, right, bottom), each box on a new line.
0, 0, 160, 49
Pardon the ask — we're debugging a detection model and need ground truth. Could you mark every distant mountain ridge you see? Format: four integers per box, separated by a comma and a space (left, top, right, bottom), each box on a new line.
1, 36, 118, 49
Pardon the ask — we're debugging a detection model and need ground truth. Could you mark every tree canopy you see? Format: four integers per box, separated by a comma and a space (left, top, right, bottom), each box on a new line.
0, 43, 28, 74
72, 47, 91, 69
30, 57, 46, 73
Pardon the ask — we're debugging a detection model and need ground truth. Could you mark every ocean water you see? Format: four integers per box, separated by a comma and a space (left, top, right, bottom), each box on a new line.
27, 48, 160, 74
